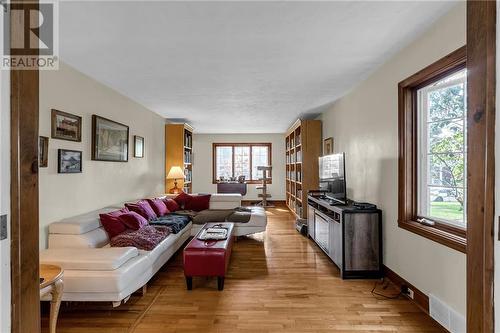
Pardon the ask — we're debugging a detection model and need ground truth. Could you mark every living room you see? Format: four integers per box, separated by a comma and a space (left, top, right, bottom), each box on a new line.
0, 1, 497, 333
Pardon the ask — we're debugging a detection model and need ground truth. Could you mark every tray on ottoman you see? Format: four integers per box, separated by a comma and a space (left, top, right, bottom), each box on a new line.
183, 223, 234, 291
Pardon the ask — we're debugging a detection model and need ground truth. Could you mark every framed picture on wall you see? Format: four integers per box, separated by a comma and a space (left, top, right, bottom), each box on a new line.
39, 136, 49, 168
134, 135, 144, 158
51, 109, 82, 142
92, 115, 129, 162
323, 137, 334, 155
58, 149, 82, 173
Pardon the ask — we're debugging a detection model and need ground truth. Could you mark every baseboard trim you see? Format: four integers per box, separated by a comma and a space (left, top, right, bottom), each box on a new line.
383, 265, 448, 332
383, 265, 429, 314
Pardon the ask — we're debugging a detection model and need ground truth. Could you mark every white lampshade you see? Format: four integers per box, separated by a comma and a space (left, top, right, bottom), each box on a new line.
167, 166, 185, 179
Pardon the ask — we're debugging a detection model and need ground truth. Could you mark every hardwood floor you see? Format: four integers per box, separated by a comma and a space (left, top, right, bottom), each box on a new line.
42, 206, 444, 332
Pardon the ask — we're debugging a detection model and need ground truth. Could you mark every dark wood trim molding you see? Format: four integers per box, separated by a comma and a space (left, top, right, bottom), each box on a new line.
383, 265, 429, 314
10, 2, 41, 333
212, 143, 272, 184
398, 46, 467, 253
466, 1, 496, 332
383, 265, 446, 332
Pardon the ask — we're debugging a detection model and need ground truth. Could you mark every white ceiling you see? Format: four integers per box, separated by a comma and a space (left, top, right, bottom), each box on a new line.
59, 1, 458, 133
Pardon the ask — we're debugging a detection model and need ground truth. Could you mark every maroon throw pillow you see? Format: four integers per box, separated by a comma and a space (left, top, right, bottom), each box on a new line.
147, 198, 170, 217
185, 194, 211, 211
100, 208, 129, 238
162, 198, 180, 212
118, 212, 148, 230
174, 192, 192, 209
125, 200, 157, 221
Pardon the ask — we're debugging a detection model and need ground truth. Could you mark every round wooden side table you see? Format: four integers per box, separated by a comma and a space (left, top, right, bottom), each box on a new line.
40, 264, 64, 333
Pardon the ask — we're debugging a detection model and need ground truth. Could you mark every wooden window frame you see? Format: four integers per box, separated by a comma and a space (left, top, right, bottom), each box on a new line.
212, 143, 272, 184
398, 46, 467, 253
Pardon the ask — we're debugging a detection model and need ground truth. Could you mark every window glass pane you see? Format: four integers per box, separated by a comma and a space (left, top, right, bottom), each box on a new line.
216, 146, 232, 180
234, 146, 251, 179
428, 119, 464, 154
418, 68, 466, 228
428, 81, 465, 122
429, 187, 465, 225
429, 153, 465, 188
251, 146, 269, 180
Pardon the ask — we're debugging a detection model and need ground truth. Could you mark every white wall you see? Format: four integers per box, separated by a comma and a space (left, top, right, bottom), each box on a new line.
0, 30, 11, 333
192, 134, 285, 201
39, 62, 165, 249
318, 3, 466, 316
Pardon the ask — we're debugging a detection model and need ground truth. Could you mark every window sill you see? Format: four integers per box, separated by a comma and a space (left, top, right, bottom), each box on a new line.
398, 219, 466, 253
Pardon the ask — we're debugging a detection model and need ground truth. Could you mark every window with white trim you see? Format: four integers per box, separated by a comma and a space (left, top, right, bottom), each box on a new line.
417, 69, 467, 228
213, 143, 271, 183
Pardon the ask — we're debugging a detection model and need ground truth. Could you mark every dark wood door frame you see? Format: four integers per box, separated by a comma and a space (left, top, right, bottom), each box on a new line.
466, 1, 496, 332
10, 0, 41, 332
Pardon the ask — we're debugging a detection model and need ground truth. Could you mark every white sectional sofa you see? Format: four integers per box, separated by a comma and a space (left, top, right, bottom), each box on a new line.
40, 193, 267, 306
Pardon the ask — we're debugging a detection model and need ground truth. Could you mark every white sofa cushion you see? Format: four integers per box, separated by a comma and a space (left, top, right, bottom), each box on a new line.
41, 247, 138, 271
56, 254, 150, 294
49, 207, 119, 235
209, 193, 242, 202
49, 227, 110, 249
209, 193, 241, 209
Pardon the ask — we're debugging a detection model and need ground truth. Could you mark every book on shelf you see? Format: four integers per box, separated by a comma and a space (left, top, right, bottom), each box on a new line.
184, 151, 192, 164
184, 169, 192, 182
184, 132, 192, 148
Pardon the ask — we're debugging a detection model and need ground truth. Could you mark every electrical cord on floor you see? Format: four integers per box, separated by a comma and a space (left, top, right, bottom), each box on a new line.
371, 278, 403, 300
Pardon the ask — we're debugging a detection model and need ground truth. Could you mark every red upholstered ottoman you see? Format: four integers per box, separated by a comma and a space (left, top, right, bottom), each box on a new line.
183, 223, 234, 291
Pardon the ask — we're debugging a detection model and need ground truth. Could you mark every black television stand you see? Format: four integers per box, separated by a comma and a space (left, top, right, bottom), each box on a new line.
307, 193, 383, 279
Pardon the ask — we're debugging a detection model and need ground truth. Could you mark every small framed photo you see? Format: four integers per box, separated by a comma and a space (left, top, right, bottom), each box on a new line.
39, 136, 49, 168
58, 149, 82, 174
92, 115, 129, 162
134, 135, 144, 158
51, 109, 82, 142
323, 137, 334, 155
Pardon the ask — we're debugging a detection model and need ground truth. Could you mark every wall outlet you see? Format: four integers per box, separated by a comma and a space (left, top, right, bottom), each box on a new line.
401, 285, 414, 299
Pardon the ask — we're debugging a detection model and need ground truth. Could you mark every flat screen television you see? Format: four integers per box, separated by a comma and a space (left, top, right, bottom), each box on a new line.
319, 153, 347, 204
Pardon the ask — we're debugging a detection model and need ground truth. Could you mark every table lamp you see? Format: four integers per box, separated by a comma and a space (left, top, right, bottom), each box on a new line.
167, 166, 185, 194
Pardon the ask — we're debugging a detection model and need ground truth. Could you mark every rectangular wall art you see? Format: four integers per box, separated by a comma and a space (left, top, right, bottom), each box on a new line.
92, 115, 129, 162
51, 109, 82, 142
58, 149, 82, 173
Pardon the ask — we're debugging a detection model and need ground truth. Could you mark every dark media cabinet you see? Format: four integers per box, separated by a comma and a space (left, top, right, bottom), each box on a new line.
307, 194, 383, 279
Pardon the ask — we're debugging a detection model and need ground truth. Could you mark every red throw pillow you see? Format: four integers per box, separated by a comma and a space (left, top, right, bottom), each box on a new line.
147, 198, 170, 217
125, 200, 157, 221
185, 194, 211, 211
100, 208, 129, 238
174, 192, 192, 209
162, 198, 180, 212
118, 212, 148, 230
